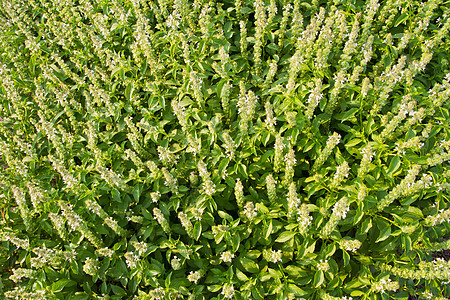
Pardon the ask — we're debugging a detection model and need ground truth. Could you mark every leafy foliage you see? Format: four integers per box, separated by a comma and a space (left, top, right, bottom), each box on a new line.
0, 0, 450, 299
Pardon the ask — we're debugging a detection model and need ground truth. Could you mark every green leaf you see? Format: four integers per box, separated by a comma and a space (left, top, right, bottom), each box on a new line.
133, 184, 143, 202
335, 108, 359, 122
193, 221, 202, 241
207, 285, 223, 292
275, 231, 296, 243
387, 156, 401, 176
236, 268, 249, 281
264, 220, 273, 239
125, 82, 134, 100
375, 219, 391, 243
111, 285, 127, 296
52, 279, 76, 292
345, 138, 362, 148
287, 283, 308, 296
402, 235, 412, 252
350, 291, 365, 297
359, 218, 372, 234
323, 243, 336, 258
313, 271, 324, 288
285, 265, 309, 278
218, 210, 233, 222
395, 13, 409, 27
231, 233, 241, 252
343, 250, 350, 267
240, 258, 259, 273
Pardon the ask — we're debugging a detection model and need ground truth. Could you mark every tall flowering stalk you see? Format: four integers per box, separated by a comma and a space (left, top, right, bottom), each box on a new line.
358, 145, 375, 179
59, 201, 103, 248
286, 182, 300, 218
321, 197, 349, 238
312, 132, 341, 173
220, 82, 232, 116
11, 186, 32, 231
237, 90, 258, 135
264, 101, 276, 134
274, 133, 285, 173
253, 0, 267, 76
284, 146, 296, 185
197, 160, 215, 197
266, 174, 277, 203
380, 258, 450, 281
85, 199, 127, 236
161, 167, 179, 195
377, 165, 426, 211
239, 20, 247, 56
235, 178, 244, 209
178, 211, 194, 239
305, 78, 323, 120
153, 207, 170, 233
297, 204, 312, 235
331, 161, 350, 189
264, 61, 277, 87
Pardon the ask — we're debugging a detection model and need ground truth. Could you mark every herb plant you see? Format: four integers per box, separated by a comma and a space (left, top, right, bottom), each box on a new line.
0, 0, 450, 299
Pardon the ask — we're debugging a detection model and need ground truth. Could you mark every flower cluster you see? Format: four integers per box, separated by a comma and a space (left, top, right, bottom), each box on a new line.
125, 252, 140, 269
340, 239, 362, 252
131, 241, 148, 256
0, 229, 30, 250
220, 82, 232, 114
333, 197, 350, 219
97, 166, 130, 193
9, 268, 36, 283
358, 145, 375, 178
221, 284, 235, 299
264, 61, 278, 86
171, 255, 182, 270
158, 146, 178, 166
331, 161, 350, 188
371, 278, 399, 294
149, 287, 166, 300
59, 201, 103, 248
220, 251, 235, 263
4, 287, 47, 300
83, 257, 100, 276
377, 165, 425, 211
151, 191, 161, 203
263, 249, 283, 263
162, 167, 179, 195
425, 208, 450, 226
306, 78, 323, 119
317, 259, 330, 272
48, 212, 67, 240
11, 186, 32, 231
284, 146, 296, 184
187, 271, 201, 284
30, 246, 77, 269
243, 201, 257, 221
264, 101, 277, 133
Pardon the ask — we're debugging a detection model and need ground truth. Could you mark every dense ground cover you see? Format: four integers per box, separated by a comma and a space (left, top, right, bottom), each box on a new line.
0, 0, 450, 299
